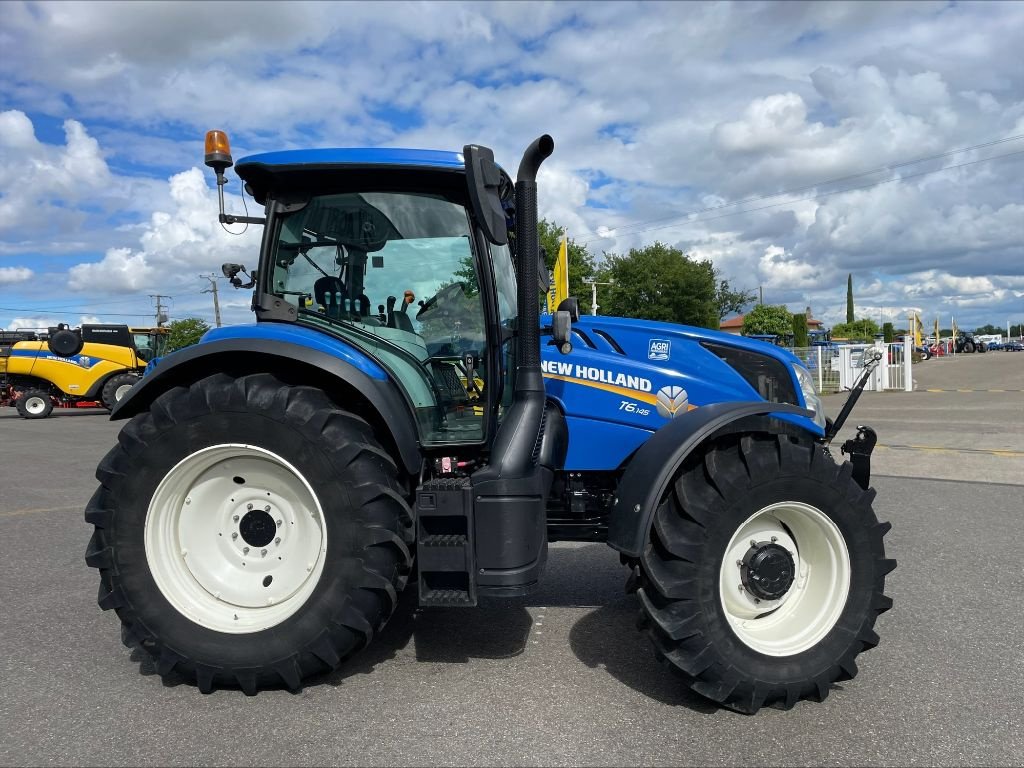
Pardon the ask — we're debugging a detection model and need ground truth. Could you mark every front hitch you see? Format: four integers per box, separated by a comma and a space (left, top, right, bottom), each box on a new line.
841, 425, 877, 490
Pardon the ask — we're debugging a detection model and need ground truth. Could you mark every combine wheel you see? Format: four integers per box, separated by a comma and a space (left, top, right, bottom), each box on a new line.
635, 433, 894, 713
85, 373, 413, 694
101, 372, 140, 411
16, 389, 53, 419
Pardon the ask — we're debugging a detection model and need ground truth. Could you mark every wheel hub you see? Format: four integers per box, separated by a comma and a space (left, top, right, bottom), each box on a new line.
239, 509, 277, 547
741, 541, 796, 600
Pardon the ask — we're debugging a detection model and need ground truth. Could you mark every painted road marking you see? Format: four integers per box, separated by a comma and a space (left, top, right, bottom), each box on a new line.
923, 388, 1023, 393
0, 504, 81, 519
877, 444, 1024, 458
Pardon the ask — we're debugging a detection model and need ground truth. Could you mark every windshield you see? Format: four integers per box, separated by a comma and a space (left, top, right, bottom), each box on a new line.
270, 191, 489, 444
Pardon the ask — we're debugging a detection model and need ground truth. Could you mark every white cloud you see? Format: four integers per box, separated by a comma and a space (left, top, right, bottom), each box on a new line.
0, 266, 33, 284
68, 167, 261, 294
1, 2, 1022, 330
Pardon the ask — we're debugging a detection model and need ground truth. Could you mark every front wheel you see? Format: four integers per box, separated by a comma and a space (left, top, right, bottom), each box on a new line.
16, 389, 53, 419
636, 433, 894, 713
100, 372, 140, 411
85, 373, 413, 693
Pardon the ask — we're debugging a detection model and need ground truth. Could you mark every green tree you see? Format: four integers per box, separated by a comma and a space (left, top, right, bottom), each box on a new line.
832, 318, 881, 342
166, 317, 210, 352
715, 277, 757, 321
846, 273, 854, 323
538, 219, 596, 313
975, 324, 1002, 335
596, 242, 718, 328
792, 313, 809, 347
742, 304, 793, 337
882, 322, 895, 343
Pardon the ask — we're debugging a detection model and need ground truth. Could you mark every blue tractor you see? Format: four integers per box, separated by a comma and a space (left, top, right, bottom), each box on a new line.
85, 132, 893, 713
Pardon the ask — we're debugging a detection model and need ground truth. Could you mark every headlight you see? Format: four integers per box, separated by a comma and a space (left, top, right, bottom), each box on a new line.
794, 364, 826, 430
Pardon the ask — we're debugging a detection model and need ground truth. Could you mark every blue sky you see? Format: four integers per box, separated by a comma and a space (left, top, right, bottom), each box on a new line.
1, 0, 1022, 332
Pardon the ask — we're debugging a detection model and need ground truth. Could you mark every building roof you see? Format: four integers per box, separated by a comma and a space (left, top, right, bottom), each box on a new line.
719, 313, 824, 330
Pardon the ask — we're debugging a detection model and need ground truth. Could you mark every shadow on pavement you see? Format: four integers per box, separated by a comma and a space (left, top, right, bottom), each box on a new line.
567, 595, 718, 713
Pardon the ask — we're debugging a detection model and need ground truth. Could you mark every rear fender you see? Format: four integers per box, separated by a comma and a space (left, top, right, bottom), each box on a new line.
608, 401, 815, 558
112, 337, 422, 475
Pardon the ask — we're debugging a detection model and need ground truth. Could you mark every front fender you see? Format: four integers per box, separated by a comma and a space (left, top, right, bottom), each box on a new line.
608, 401, 814, 558
112, 335, 422, 475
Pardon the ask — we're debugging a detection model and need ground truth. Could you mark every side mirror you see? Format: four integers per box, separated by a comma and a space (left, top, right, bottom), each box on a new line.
556, 297, 580, 322
221, 263, 255, 289
463, 144, 508, 246
552, 310, 573, 355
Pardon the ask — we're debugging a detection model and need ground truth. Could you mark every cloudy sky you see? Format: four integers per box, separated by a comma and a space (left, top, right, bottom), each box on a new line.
1, 0, 1022, 333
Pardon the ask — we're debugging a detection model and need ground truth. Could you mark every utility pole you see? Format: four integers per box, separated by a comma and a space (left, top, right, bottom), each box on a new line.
149, 294, 170, 328
584, 279, 614, 316
759, 285, 764, 305
200, 275, 222, 328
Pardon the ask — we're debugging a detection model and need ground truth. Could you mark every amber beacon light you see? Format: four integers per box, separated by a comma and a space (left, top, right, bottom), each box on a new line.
204, 130, 233, 170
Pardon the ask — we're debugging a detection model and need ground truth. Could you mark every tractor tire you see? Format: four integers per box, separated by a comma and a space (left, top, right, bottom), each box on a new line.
978, 343, 987, 353
16, 389, 53, 419
100, 372, 140, 411
635, 433, 894, 714
85, 372, 414, 694
963, 341, 975, 353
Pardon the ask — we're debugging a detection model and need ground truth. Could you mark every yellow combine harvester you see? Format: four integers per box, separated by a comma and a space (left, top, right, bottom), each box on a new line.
0, 324, 167, 419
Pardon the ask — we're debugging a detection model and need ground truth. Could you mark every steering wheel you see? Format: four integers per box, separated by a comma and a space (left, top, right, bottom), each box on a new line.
416, 282, 467, 320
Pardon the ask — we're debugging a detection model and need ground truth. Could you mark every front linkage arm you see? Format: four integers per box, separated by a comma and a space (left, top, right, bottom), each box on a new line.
824, 348, 884, 490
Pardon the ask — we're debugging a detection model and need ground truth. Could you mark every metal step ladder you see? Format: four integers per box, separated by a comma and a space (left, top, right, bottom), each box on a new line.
415, 477, 477, 607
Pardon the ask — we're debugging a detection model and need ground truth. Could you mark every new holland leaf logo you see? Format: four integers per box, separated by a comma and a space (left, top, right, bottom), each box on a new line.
655, 385, 688, 418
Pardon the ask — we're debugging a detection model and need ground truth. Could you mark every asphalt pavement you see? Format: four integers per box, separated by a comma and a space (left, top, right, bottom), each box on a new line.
1, 352, 1022, 767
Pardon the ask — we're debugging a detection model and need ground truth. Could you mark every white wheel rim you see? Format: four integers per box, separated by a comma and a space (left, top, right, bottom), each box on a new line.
114, 383, 135, 401
25, 396, 47, 415
718, 501, 850, 656
145, 444, 327, 634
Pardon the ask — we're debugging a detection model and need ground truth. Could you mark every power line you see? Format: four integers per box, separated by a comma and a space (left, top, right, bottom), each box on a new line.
579, 148, 1024, 245
0, 306, 161, 317
577, 132, 1024, 244
0, 294, 183, 313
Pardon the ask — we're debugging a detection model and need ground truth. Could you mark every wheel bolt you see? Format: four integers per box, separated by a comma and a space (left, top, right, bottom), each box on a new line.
275, 537, 281, 545
261, 549, 267, 557
243, 546, 249, 554
247, 503, 253, 510
276, 519, 282, 527
754, 598, 761, 604
771, 536, 778, 543
749, 540, 757, 548
233, 515, 239, 523
736, 559, 743, 567
231, 532, 238, 540
264, 505, 271, 512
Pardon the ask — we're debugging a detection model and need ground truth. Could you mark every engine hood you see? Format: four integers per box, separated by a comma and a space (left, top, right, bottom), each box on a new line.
539, 314, 813, 469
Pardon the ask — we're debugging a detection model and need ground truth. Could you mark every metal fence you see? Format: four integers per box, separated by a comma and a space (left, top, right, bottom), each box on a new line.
790, 346, 842, 395
791, 338, 913, 395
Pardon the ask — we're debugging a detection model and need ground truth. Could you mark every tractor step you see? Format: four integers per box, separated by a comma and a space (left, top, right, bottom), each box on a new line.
416, 477, 477, 607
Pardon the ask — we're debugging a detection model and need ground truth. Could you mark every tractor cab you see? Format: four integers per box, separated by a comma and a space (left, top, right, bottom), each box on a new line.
206, 133, 564, 453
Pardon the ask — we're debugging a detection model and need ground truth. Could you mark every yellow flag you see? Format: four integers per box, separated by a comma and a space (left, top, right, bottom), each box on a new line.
546, 235, 569, 313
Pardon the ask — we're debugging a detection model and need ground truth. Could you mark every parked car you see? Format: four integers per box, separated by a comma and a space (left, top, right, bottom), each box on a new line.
1004, 341, 1024, 351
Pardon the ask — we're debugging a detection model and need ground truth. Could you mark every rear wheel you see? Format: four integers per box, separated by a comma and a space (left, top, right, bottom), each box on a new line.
85, 372, 413, 693
16, 389, 53, 419
101, 372, 140, 411
635, 433, 894, 713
